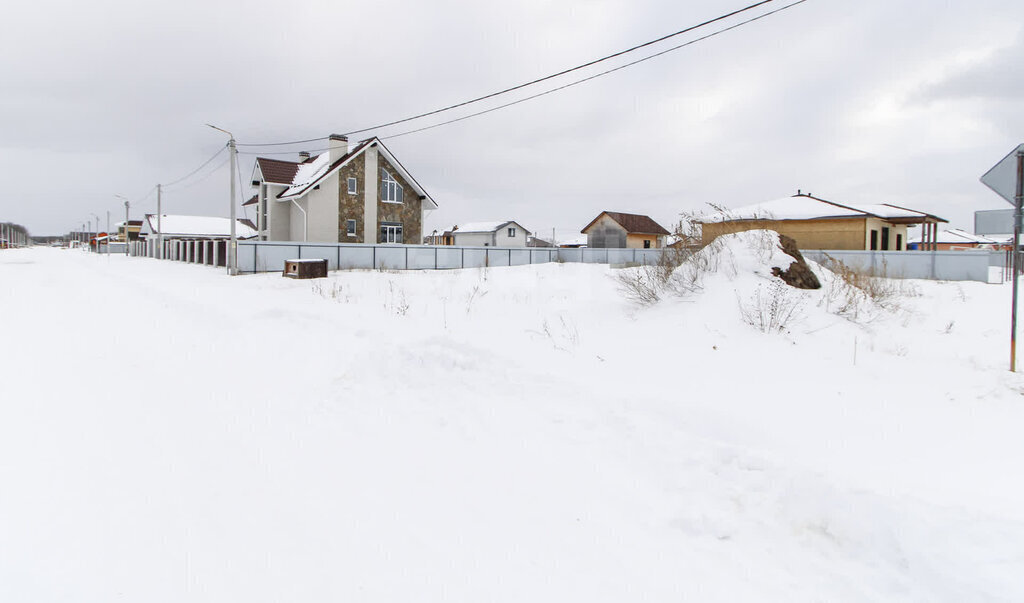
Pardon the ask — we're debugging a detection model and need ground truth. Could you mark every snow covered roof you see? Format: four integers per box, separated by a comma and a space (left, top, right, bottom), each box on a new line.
141, 215, 258, 239
699, 194, 946, 224
907, 228, 1002, 245
259, 138, 438, 210
279, 150, 339, 198
454, 221, 525, 234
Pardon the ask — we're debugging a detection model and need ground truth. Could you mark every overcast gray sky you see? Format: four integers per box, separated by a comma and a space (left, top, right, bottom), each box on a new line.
2, 0, 1022, 237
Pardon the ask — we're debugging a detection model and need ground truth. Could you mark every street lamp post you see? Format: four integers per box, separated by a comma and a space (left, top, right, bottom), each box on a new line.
115, 195, 129, 256
206, 124, 238, 276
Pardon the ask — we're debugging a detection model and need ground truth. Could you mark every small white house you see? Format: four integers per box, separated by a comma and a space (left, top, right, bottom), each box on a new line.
451, 221, 531, 247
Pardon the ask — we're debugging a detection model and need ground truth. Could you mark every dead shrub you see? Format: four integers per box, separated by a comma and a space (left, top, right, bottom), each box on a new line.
738, 280, 806, 333
818, 255, 919, 313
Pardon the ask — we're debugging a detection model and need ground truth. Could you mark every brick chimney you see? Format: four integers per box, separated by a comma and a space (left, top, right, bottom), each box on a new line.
328, 134, 348, 163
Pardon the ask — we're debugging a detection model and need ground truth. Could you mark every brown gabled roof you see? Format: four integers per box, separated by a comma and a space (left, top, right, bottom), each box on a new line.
581, 211, 671, 236
255, 157, 302, 184
242, 194, 258, 207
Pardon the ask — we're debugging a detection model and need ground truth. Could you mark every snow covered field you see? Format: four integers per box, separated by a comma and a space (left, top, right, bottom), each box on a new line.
2, 239, 1023, 602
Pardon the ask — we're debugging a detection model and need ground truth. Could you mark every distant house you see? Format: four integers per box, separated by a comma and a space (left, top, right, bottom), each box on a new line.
526, 236, 554, 248
451, 221, 531, 247
425, 225, 457, 246
697, 193, 947, 251
251, 135, 438, 244
581, 211, 670, 249
907, 228, 1007, 251
115, 220, 144, 243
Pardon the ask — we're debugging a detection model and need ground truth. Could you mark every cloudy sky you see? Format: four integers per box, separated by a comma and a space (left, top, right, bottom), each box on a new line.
2, 0, 1022, 237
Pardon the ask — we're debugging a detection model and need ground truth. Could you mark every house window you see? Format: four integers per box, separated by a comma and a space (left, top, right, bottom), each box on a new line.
346, 219, 357, 237
881, 227, 890, 250
644, 239, 651, 249
508, 227, 516, 238
347, 177, 357, 194
896, 234, 903, 251
381, 169, 404, 203
259, 196, 268, 238
870, 230, 878, 250
380, 222, 403, 244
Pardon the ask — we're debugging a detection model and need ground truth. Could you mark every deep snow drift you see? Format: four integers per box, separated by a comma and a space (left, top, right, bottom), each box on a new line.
1, 233, 1023, 602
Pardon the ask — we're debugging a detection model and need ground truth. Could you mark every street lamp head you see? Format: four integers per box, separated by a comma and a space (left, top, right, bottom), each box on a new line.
206, 123, 235, 140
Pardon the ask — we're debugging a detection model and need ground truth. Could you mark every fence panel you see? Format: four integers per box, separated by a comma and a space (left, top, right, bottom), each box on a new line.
338, 246, 375, 269
635, 249, 663, 266
407, 247, 438, 270
804, 250, 995, 283
255, 244, 301, 273
373, 246, 407, 270
509, 249, 532, 266
434, 247, 465, 270
292, 245, 339, 271
461, 248, 488, 268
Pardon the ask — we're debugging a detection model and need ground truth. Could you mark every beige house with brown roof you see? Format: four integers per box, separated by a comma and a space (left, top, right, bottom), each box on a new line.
698, 193, 947, 251
581, 211, 671, 249
250, 135, 437, 244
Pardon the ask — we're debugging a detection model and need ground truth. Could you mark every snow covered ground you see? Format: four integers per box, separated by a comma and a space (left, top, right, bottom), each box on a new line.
2, 236, 1023, 602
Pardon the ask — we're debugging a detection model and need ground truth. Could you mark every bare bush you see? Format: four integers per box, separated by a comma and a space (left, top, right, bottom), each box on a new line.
617, 268, 663, 305
817, 255, 919, 315
739, 280, 806, 333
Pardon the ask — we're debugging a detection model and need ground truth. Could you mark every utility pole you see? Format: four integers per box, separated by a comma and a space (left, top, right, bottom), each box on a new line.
106, 211, 111, 256
156, 184, 163, 260
1012, 150, 1024, 371
124, 201, 130, 256
207, 124, 238, 275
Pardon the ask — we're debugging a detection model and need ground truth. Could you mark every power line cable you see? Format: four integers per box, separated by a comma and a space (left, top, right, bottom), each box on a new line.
238, 0, 807, 154
381, 0, 809, 140
161, 154, 232, 194
161, 144, 229, 188
235, 0, 779, 147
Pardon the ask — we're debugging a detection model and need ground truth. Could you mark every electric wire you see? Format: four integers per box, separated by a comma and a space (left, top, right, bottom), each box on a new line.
238, 0, 808, 153
161, 144, 229, 188
235, 0, 780, 148
161, 154, 232, 195
381, 0, 809, 140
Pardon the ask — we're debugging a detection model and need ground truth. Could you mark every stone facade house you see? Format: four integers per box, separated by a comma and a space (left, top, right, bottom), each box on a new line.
581, 211, 670, 249
451, 221, 531, 247
250, 135, 437, 244
698, 193, 947, 251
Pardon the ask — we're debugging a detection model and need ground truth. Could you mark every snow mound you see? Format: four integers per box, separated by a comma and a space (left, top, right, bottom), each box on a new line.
673, 230, 905, 330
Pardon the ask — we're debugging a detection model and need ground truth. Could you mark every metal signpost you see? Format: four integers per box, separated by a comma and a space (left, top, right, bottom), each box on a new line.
981, 143, 1024, 371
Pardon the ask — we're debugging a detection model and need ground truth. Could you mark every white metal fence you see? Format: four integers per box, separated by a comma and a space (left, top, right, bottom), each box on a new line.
235, 241, 668, 273
118, 238, 1009, 283
804, 249, 1004, 283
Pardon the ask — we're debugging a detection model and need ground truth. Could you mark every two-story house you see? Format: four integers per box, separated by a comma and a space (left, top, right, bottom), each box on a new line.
251, 135, 437, 244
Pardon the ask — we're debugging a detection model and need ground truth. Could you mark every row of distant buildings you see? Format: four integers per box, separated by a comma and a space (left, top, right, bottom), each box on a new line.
111, 134, 1000, 253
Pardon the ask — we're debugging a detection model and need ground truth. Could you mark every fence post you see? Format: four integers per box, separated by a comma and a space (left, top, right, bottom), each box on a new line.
434, 246, 438, 270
